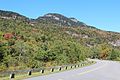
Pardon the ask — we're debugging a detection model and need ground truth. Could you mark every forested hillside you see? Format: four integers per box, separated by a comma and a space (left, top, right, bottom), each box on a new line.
0, 10, 120, 71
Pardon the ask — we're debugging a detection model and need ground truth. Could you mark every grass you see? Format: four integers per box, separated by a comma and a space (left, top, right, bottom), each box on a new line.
0, 61, 96, 80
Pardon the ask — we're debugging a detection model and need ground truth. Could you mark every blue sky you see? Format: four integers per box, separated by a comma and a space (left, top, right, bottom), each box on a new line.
0, 0, 120, 32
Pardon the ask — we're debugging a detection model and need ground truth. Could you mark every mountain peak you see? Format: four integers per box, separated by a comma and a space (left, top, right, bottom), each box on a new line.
37, 13, 86, 27
69, 17, 79, 23
43, 13, 63, 21
0, 10, 28, 20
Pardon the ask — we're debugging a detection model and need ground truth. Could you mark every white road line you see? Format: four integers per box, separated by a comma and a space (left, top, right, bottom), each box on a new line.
77, 64, 107, 76
57, 63, 107, 80
58, 79, 64, 80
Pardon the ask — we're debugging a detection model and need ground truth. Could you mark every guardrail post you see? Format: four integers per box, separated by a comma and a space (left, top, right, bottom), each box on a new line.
66, 66, 67, 70
51, 68, 54, 72
75, 65, 76, 68
71, 66, 72, 69
78, 64, 79, 67
10, 72, 15, 79
59, 67, 62, 71
81, 63, 83, 67
28, 70, 32, 76
41, 69, 44, 73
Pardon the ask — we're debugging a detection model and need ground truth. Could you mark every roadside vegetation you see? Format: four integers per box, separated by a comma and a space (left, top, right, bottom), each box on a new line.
0, 11, 120, 72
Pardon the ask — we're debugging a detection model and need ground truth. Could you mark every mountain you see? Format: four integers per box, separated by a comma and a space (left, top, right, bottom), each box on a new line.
0, 10, 120, 71
0, 10, 29, 21
0, 10, 86, 27
36, 13, 86, 27
0, 10, 120, 47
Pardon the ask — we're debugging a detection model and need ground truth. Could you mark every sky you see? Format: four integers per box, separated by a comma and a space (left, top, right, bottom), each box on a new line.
0, 0, 120, 32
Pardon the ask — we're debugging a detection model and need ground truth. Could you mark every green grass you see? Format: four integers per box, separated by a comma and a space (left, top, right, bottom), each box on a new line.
0, 61, 96, 80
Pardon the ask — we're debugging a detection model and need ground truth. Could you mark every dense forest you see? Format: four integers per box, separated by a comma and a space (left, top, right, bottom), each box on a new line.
0, 10, 120, 71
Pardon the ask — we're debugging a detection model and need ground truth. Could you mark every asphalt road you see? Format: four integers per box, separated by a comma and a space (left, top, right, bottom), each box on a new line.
25, 60, 120, 80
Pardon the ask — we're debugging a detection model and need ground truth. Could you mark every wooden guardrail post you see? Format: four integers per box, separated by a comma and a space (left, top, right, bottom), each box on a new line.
66, 66, 67, 70
59, 67, 62, 71
51, 68, 54, 72
71, 66, 72, 69
41, 69, 44, 73
28, 70, 32, 76
75, 65, 76, 68
10, 72, 15, 79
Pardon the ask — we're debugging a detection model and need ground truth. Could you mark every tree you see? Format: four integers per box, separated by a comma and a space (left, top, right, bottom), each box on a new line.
108, 49, 120, 60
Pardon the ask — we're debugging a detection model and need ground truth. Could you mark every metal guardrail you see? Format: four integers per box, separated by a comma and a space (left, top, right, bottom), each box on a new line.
0, 61, 94, 79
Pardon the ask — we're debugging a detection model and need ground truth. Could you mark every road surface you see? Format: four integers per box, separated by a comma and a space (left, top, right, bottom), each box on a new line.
25, 60, 120, 80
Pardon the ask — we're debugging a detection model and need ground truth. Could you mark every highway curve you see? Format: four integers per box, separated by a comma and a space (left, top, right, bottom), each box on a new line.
25, 60, 120, 80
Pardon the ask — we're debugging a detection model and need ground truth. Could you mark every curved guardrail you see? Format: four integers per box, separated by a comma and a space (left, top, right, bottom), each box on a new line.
0, 61, 95, 79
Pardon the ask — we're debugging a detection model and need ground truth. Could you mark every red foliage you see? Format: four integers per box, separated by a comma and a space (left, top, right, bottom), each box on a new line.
3, 33, 14, 39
